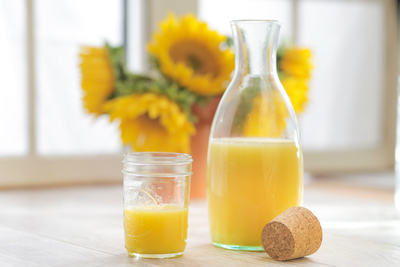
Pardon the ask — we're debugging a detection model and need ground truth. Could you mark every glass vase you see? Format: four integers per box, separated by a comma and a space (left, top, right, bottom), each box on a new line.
207, 20, 304, 251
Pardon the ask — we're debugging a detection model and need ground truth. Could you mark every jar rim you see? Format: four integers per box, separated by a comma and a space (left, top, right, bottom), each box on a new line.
123, 152, 193, 164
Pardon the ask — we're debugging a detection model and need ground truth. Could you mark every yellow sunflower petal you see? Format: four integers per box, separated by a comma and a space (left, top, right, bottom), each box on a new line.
243, 92, 288, 138
79, 46, 114, 115
281, 77, 309, 113
280, 48, 313, 80
104, 93, 196, 153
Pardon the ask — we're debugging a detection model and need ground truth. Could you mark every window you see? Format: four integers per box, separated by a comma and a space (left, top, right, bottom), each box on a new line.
0, 0, 128, 187
0, 0, 27, 157
0, 0, 397, 187
35, 0, 123, 155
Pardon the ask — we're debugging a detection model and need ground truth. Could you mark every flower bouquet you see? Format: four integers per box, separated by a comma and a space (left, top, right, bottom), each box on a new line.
79, 14, 312, 197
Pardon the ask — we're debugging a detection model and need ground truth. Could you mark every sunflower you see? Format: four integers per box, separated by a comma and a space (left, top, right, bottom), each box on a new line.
148, 14, 235, 96
104, 93, 196, 153
79, 46, 114, 115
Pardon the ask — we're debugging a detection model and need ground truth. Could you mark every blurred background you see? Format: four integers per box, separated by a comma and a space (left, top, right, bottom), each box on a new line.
0, 0, 398, 188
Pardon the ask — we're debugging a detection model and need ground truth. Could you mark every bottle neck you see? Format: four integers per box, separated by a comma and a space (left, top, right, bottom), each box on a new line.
231, 21, 281, 76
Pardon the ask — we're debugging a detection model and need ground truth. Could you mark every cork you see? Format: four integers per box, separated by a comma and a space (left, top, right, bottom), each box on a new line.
261, 206, 322, 261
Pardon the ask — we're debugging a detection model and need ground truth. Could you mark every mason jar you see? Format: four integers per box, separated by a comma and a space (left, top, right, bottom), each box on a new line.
122, 152, 192, 258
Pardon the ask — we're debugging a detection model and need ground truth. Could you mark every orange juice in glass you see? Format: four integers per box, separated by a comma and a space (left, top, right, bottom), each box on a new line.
124, 205, 188, 255
207, 138, 303, 250
123, 152, 192, 258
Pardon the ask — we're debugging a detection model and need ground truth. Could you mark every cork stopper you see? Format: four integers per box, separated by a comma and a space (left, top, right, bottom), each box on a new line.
261, 206, 323, 261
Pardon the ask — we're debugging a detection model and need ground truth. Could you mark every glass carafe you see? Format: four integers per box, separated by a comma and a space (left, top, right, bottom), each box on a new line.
207, 20, 304, 251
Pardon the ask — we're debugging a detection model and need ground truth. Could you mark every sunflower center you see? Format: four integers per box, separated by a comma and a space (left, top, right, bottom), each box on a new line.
169, 41, 219, 77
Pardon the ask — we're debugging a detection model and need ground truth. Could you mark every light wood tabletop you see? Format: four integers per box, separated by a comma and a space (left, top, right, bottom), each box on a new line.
0, 172, 399, 267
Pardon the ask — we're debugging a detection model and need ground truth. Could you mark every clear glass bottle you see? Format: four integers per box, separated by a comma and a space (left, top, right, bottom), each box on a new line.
207, 20, 304, 251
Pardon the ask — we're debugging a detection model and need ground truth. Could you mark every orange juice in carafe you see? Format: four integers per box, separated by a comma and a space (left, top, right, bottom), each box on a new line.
207, 20, 304, 251
207, 138, 303, 249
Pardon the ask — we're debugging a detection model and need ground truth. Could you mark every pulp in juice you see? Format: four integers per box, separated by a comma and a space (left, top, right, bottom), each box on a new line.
207, 137, 303, 247
124, 205, 188, 255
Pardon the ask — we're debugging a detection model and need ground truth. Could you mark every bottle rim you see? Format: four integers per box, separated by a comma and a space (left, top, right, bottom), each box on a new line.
230, 19, 282, 25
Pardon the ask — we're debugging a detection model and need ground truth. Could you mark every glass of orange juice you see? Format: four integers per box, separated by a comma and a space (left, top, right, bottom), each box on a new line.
123, 152, 192, 259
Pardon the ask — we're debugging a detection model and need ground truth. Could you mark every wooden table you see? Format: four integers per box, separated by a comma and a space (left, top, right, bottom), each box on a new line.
1, 173, 399, 266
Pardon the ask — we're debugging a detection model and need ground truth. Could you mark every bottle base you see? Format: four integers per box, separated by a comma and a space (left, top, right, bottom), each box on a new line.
213, 242, 264, 251
128, 251, 183, 259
